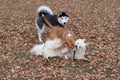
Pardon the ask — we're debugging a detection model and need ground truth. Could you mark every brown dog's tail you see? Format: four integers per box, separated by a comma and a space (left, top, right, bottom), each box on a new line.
41, 14, 53, 29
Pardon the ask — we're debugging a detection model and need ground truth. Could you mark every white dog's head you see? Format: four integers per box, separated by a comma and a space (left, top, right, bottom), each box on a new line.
71, 39, 88, 60
75, 39, 87, 50
65, 39, 88, 60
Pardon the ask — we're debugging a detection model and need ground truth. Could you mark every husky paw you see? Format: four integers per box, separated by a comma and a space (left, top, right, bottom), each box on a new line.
39, 39, 43, 43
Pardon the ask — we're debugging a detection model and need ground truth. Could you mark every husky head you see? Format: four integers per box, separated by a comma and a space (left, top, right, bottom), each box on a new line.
75, 39, 87, 50
57, 11, 69, 26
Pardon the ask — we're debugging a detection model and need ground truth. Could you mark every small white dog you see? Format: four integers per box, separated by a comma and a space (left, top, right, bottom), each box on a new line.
30, 38, 69, 60
30, 38, 88, 60
65, 39, 88, 60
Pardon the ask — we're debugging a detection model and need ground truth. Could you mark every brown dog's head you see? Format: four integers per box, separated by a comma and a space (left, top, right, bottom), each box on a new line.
64, 32, 76, 48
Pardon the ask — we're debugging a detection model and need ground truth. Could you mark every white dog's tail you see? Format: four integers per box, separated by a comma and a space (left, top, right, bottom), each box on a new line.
37, 6, 53, 16
30, 44, 44, 56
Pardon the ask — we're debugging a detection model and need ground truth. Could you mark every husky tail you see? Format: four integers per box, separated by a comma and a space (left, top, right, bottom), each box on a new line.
37, 6, 53, 16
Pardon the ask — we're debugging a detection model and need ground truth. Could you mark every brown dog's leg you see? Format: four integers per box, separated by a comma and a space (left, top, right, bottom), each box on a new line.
62, 41, 67, 48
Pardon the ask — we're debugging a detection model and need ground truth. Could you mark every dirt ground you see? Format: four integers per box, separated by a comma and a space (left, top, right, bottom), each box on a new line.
0, 0, 120, 80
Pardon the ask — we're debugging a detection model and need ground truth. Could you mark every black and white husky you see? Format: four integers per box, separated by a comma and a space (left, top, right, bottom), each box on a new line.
35, 6, 69, 42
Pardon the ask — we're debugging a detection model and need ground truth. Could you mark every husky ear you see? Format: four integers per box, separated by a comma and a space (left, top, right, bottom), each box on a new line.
58, 11, 69, 17
58, 11, 62, 17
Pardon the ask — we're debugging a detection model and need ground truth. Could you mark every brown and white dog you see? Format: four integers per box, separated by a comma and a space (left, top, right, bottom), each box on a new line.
42, 14, 76, 48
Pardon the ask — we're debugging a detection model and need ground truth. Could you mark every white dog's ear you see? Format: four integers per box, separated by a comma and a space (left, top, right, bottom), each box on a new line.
82, 39, 86, 42
85, 43, 87, 46
85, 43, 89, 46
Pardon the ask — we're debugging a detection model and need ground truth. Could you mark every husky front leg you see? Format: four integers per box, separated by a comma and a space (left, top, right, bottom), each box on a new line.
37, 25, 45, 43
38, 32, 43, 42
36, 18, 45, 43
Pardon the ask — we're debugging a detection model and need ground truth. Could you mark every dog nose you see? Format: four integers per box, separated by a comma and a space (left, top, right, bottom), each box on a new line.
64, 22, 66, 24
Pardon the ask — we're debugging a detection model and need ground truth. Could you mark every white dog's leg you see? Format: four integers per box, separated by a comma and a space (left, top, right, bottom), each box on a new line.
64, 55, 69, 59
61, 47, 69, 59
62, 48, 69, 53
42, 56, 50, 62
82, 57, 88, 61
